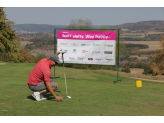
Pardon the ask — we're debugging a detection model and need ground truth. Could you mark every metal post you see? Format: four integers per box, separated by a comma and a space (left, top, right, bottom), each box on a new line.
54, 29, 60, 79
54, 29, 56, 78
117, 29, 120, 80
117, 29, 119, 80
114, 29, 121, 83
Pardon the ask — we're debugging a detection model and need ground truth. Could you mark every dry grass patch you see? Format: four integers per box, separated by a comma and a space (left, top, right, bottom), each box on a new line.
0, 63, 6, 65
21, 41, 33, 45
130, 68, 144, 75
140, 33, 145, 38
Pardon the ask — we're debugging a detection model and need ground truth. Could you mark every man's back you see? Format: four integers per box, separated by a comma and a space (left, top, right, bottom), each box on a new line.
27, 58, 51, 85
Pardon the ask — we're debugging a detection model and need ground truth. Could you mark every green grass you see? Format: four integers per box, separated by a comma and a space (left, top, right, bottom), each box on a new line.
0, 63, 164, 116
0, 61, 6, 63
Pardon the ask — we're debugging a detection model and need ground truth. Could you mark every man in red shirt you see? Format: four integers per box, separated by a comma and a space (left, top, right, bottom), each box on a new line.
27, 52, 63, 102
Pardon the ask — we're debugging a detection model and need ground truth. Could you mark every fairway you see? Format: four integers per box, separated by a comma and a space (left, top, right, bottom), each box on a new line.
1, 63, 164, 116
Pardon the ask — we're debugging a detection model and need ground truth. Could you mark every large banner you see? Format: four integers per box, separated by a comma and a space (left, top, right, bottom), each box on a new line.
57, 30, 116, 65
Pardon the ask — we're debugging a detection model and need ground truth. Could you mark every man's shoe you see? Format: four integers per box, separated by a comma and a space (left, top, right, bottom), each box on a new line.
31, 93, 43, 101
40, 94, 47, 100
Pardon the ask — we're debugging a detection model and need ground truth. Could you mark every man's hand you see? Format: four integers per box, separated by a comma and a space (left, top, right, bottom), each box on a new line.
55, 52, 60, 56
56, 96, 63, 102
45, 82, 63, 102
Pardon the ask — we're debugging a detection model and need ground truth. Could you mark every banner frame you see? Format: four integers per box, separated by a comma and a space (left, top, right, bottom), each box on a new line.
54, 28, 121, 82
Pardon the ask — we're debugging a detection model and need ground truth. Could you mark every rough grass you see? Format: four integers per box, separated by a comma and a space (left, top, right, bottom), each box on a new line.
1, 63, 164, 116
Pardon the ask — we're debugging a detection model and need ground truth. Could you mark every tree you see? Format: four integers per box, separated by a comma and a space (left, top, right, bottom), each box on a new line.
66, 18, 94, 29
20, 49, 34, 63
150, 35, 164, 75
0, 7, 21, 62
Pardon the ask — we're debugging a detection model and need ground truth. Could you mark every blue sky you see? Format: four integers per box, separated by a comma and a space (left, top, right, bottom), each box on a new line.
2, 1, 164, 26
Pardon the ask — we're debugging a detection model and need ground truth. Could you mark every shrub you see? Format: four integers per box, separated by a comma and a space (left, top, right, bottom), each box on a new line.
20, 49, 34, 63
142, 63, 157, 76
122, 67, 131, 73
33, 52, 47, 63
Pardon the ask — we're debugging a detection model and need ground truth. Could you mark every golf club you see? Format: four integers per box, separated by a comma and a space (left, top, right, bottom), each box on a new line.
59, 50, 71, 99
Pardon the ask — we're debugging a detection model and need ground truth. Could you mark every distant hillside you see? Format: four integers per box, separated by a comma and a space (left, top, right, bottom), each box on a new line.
11, 24, 66, 33
11, 20, 164, 33
109, 20, 164, 31
11, 24, 113, 33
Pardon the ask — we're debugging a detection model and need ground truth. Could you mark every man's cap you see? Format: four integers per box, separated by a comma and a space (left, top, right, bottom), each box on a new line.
49, 55, 61, 64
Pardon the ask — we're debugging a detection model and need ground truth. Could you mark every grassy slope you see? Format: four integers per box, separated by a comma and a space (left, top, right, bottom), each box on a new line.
0, 63, 164, 116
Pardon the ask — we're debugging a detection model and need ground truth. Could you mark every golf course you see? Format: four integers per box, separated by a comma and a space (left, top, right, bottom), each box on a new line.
1, 62, 164, 116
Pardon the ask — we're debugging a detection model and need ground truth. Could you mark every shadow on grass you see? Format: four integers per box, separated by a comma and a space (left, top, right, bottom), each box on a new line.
27, 91, 66, 101
27, 95, 36, 101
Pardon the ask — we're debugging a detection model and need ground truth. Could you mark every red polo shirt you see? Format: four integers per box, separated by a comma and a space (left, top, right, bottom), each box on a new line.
27, 58, 51, 85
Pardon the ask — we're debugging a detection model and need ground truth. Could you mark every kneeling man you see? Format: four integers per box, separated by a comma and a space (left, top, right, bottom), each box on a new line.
27, 53, 63, 102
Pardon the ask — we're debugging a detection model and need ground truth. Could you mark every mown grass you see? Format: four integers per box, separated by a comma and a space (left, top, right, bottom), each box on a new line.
0, 63, 164, 116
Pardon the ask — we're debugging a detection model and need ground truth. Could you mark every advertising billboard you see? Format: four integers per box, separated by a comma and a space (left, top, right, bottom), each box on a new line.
57, 30, 116, 65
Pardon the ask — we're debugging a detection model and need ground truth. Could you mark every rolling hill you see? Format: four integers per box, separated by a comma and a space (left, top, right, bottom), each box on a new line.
11, 20, 164, 33
108, 20, 164, 31
11, 24, 114, 33
11, 24, 66, 33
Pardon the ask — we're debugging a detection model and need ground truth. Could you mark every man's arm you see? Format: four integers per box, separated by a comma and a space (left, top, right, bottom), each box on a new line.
55, 52, 60, 56
45, 82, 63, 102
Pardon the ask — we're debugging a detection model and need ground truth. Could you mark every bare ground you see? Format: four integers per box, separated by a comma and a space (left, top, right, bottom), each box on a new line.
0, 63, 6, 65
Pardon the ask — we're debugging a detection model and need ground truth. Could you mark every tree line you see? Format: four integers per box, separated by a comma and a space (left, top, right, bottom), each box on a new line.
125, 43, 149, 49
